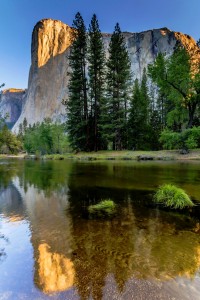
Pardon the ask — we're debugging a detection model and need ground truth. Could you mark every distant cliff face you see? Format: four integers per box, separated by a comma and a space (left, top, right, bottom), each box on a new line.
13, 19, 73, 132
0, 88, 26, 128
12, 19, 198, 132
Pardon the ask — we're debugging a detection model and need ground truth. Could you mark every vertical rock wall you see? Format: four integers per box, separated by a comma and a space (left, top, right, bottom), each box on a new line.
12, 19, 198, 132
0, 89, 26, 128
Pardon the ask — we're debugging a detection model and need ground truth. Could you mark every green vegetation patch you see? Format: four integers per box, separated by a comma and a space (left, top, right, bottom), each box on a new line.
154, 184, 194, 209
88, 200, 116, 218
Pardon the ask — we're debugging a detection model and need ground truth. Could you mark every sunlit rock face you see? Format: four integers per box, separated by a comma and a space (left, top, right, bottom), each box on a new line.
13, 19, 73, 132
0, 89, 26, 128
12, 19, 199, 132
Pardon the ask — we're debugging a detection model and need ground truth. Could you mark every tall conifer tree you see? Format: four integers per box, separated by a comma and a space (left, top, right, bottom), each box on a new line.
140, 69, 150, 124
105, 23, 131, 150
88, 14, 106, 151
66, 12, 89, 151
128, 79, 141, 150
128, 70, 151, 150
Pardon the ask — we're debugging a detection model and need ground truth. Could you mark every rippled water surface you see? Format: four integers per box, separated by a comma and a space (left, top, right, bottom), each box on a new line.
1, 159, 200, 299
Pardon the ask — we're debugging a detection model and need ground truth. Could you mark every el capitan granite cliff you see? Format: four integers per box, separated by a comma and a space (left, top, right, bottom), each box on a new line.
8, 18, 199, 132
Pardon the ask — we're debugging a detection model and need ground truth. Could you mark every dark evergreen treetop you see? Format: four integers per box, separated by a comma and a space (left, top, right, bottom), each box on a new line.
105, 22, 131, 150
88, 14, 106, 151
66, 12, 89, 151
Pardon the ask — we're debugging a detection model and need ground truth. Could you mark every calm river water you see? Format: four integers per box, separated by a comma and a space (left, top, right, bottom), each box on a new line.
1, 159, 200, 299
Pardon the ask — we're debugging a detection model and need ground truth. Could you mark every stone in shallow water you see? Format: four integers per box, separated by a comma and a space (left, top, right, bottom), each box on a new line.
88, 200, 117, 219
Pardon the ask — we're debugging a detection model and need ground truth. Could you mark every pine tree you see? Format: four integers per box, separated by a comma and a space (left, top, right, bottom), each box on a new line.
105, 23, 131, 150
148, 110, 162, 150
140, 68, 150, 124
128, 79, 141, 150
88, 14, 106, 151
66, 12, 89, 151
128, 71, 151, 150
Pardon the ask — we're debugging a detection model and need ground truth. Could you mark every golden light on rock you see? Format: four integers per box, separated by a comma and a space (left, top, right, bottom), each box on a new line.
36, 19, 74, 68
174, 31, 200, 77
37, 243, 75, 293
2, 88, 25, 94
8, 215, 24, 222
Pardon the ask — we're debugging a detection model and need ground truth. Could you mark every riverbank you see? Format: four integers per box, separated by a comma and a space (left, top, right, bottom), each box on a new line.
46, 149, 200, 161
2, 150, 200, 161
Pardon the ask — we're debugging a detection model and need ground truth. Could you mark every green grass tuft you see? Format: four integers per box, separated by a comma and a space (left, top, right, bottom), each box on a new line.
88, 200, 116, 218
154, 184, 194, 209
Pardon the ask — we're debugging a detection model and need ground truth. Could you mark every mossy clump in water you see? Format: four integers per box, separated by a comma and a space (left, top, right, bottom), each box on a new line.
88, 200, 116, 218
154, 184, 194, 209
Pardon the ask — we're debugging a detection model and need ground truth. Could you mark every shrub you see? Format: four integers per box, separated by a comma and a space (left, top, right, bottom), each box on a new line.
185, 136, 197, 149
0, 125, 22, 154
154, 184, 194, 209
22, 120, 71, 155
88, 200, 116, 218
159, 130, 181, 150
159, 127, 200, 150
182, 127, 200, 149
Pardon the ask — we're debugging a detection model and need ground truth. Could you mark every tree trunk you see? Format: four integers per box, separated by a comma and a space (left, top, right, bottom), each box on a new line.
187, 102, 196, 128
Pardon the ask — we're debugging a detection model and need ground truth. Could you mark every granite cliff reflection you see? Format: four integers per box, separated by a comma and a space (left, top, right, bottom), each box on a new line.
37, 243, 75, 293
0, 160, 75, 295
12, 177, 75, 294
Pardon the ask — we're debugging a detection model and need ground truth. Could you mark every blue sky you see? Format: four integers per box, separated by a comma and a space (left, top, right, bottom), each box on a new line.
0, 0, 200, 89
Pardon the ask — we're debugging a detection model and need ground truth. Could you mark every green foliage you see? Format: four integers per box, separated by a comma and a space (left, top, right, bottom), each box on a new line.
128, 70, 153, 150
148, 110, 162, 150
88, 200, 116, 218
23, 120, 70, 154
0, 125, 22, 154
154, 184, 194, 209
66, 12, 89, 151
88, 14, 106, 151
128, 79, 143, 149
148, 46, 200, 129
159, 130, 182, 150
160, 127, 200, 150
104, 23, 131, 150
66, 16, 132, 151
65, 14, 200, 152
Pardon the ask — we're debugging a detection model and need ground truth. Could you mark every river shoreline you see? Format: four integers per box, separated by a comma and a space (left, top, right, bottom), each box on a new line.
1, 150, 200, 161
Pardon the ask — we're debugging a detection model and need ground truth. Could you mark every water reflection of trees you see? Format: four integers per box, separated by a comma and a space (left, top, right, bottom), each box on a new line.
0, 233, 8, 264
18, 160, 71, 194
0, 162, 18, 188
66, 164, 200, 299
68, 203, 200, 299
0, 160, 72, 194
